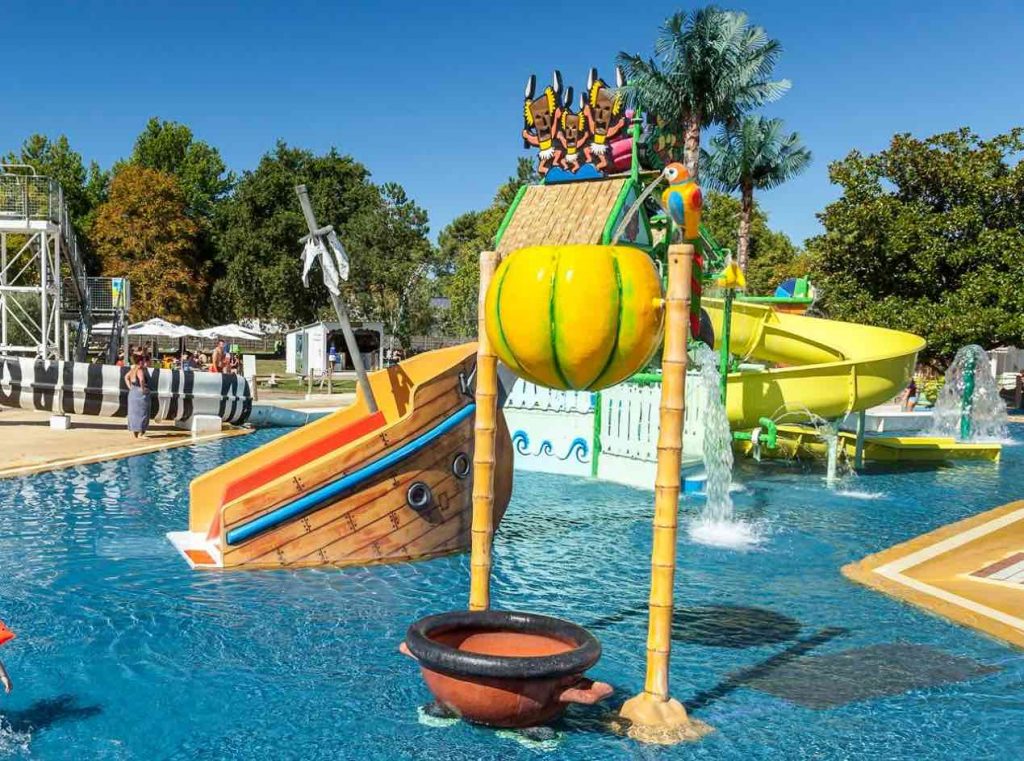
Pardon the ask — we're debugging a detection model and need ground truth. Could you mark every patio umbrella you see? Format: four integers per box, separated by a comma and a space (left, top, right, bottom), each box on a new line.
197, 323, 262, 340
124, 319, 201, 360
126, 318, 201, 338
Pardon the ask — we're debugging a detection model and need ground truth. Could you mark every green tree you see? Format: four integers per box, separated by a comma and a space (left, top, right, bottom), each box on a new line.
127, 118, 233, 219
807, 128, 1024, 363
701, 116, 810, 271
216, 142, 434, 343
123, 118, 234, 318
346, 181, 437, 347
437, 159, 538, 336
617, 7, 789, 177
701, 190, 805, 294
92, 166, 206, 323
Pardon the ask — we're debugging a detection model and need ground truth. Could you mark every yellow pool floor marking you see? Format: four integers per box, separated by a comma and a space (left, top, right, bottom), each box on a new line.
843, 500, 1024, 649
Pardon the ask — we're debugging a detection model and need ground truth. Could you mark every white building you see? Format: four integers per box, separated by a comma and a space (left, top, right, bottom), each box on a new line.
284, 321, 384, 377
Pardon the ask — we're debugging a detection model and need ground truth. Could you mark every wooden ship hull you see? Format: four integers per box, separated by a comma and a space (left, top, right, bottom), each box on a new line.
168, 343, 513, 570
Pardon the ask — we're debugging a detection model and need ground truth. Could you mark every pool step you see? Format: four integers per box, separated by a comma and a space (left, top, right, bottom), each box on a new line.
166, 531, 223, 569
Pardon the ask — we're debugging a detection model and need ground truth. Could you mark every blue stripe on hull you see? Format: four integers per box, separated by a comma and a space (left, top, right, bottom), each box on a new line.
226, 403, 477, 546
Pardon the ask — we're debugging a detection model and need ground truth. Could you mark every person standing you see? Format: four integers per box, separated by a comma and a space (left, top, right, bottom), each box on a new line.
124, 353, 151, 439
211, 339, 226, 373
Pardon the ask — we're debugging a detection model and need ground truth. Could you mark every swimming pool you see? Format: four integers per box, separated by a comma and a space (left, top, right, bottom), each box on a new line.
1, 428, 1022, 759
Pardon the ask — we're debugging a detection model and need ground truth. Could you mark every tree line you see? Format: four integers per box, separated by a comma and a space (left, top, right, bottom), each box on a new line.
4, 122, 439, 347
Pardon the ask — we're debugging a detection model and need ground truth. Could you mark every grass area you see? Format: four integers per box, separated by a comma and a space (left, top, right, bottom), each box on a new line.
255, 358, 356, 395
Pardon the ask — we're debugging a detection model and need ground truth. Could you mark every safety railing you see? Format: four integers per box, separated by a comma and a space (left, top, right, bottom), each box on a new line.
0, 173, 62, 223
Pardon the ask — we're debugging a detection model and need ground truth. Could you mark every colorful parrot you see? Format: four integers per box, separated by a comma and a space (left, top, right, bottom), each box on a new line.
660, 162, 703, 242
660, 163, 706, 340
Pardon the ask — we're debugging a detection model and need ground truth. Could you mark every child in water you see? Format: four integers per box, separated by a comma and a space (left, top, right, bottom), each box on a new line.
0, 620, 13, 693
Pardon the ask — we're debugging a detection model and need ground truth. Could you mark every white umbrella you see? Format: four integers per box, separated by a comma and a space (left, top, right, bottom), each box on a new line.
127, 318, 201, 338
198, 323, 262, 340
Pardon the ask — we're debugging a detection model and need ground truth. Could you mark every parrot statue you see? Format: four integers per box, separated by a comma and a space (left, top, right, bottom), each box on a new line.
660, 162, 703, 242
660, 162, 706, 340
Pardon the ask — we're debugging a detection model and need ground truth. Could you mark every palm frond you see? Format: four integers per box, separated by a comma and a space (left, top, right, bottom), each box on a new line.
703, 115, 811, 193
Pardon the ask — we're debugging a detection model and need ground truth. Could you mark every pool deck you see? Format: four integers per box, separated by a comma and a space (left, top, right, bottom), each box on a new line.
0, 408, 253, 479
844, 499, 1024, 649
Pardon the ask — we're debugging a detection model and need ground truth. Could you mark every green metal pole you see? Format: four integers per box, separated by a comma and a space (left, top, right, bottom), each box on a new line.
719, 288, 733, 404
960, 354, 976, 441
628, 118, 642, 185
854, 410, 866, 470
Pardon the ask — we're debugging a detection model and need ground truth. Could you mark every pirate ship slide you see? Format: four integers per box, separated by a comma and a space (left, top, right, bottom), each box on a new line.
168, 342, 514, 570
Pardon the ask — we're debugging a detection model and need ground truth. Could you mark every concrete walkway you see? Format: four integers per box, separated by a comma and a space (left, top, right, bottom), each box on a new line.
0, 409, 251, 479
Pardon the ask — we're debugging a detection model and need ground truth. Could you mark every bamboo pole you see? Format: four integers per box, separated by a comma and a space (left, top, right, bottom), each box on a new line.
619, 244, 711, 744
469, 250, 500, 611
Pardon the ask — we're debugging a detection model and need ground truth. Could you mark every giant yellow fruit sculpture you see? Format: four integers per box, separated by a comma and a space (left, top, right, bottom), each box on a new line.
485, 245, 664, 391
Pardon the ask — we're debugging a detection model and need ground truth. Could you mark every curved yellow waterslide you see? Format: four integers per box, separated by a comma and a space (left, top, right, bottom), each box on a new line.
702, 298, 926, 430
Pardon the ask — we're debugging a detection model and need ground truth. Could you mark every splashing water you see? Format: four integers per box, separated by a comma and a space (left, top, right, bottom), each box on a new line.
610, 168, 667, 245
0, 719, 31, 756
772, 408, 859, 489
688, 345, 761, 549
930, 345, 1008, 441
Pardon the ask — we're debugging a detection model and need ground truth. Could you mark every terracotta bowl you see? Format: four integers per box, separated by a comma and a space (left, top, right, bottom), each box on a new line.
401, 609, 612, 728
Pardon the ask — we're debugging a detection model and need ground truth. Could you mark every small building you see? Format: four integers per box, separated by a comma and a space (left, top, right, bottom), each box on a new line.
285, 321, 384, 377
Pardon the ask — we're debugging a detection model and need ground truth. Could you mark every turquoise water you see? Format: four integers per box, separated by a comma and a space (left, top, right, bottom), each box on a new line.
1, 427, 1023, 759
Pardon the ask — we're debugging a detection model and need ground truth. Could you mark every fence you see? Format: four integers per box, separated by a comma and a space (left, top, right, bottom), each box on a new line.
0, 174, 64, 223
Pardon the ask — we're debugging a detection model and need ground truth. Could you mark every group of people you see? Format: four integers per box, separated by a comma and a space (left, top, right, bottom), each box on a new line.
120, 339, 240, 439
114, 339, 241, 375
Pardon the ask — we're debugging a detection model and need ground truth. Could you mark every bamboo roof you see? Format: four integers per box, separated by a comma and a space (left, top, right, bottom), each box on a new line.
495, 178, 628, 256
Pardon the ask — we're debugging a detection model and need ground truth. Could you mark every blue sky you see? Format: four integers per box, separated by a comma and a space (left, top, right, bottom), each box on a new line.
3, 0, 1022, 246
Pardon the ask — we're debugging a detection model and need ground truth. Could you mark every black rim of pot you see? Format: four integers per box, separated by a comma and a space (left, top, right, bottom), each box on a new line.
405, 609, 601, 680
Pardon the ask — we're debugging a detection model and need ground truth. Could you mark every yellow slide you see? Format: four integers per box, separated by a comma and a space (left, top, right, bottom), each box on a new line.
702, 298, 926, 430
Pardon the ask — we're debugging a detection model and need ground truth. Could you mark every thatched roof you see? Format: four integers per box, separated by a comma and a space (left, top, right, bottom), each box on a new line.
495, 178, 628, 256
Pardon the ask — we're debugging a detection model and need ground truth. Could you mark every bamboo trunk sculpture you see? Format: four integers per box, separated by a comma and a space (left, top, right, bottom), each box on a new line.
618, 244, 712, 743
469, 250, 500, 610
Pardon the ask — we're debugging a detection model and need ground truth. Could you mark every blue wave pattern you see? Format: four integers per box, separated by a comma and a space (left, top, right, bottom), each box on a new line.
511, 430, 590, 463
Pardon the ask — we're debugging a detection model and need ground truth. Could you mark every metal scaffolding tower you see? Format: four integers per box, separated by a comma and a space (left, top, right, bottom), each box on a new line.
0, 165, 93, 360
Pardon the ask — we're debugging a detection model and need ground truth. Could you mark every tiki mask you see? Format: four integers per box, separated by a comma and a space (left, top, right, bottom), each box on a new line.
585, 67, 626, 148
523, 71, 564, 174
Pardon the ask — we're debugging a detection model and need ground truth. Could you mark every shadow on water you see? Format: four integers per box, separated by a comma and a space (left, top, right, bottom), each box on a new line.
0, 695, 102, 734
684, 626, 848, 712
587, 602, 802, 649
559, 627, 849, 738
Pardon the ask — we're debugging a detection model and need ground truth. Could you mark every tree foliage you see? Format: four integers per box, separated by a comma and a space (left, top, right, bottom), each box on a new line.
216, 142, 435, 343
127, 118, 233, 220
807, 128, 1024, 363
701, 116, 810, 270
618, 7, 788, 175
92, 166, 206, 323
701, 191, 805, 295
437, 159, 538, 336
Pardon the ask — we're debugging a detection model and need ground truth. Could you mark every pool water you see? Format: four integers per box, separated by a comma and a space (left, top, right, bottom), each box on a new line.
1, 427, 1023, 759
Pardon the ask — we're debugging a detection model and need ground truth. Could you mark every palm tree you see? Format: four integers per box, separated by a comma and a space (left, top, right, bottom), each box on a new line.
701, 116, 811, 271
617, 7, 789, 178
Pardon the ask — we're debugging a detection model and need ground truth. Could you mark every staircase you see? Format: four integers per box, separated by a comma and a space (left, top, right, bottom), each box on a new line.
0, 168, 95, 360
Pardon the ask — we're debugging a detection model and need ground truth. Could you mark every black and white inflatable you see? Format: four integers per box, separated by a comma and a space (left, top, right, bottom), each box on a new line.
0, 358, 251, 425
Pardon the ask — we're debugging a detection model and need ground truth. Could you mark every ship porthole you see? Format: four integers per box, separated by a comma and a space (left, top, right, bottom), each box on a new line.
452, 452, 470, 479
407, 481, 433, 511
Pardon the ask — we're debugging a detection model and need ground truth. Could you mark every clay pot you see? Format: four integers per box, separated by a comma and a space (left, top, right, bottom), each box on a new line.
401, 609, 612, 728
